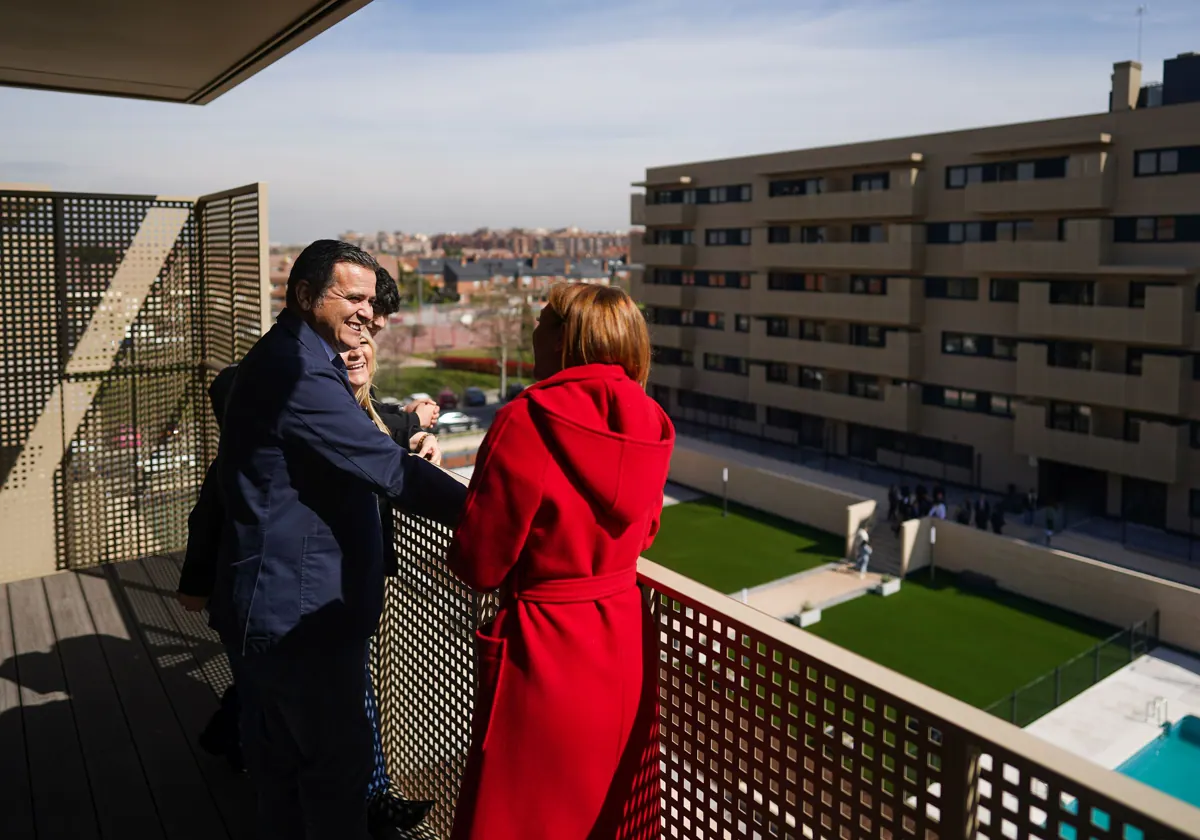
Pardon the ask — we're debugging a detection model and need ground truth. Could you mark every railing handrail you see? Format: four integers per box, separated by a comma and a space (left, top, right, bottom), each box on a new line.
636, 557, 1200, 835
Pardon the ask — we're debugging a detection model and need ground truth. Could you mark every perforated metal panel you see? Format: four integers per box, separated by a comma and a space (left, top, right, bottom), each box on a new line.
372, 527, 1198, 840
0, 185, 266, 583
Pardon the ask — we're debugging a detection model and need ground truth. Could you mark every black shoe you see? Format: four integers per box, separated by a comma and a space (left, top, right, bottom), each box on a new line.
367, 792, 434, 837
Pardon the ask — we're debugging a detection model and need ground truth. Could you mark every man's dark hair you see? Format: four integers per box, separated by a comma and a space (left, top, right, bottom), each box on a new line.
374, 267, 402, 317
285, 239, 379, 311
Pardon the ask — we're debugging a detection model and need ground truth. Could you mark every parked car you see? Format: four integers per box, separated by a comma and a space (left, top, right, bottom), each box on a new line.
504, 382, 525, 401
437, 387, 459, 410
434, 411, 481, 435
463, 386, 487, 407
402, 392, 433, 406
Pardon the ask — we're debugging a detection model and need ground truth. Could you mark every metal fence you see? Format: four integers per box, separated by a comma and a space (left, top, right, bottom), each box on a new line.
983, 611, 1160, 729
375, 512, 1200, 839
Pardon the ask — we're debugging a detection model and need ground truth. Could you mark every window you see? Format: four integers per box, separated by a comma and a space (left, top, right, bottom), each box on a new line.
798, 226, 826, 244
703, 353, 748, 375
1192, 421, 1200, 449
652, 346, 694, 366
1115, 215, 1200, 243
677, 389, 757, 421
944, 157, 1067, 188
853, 172, 889, 192
652, 229, 693, 245
995, 220, 1034, 241
768, 272, 826, 292
735, 314, 751, 333
799, 367, 824, 390
990, 278, 1020, 302
765, 407, 825, 447
1048, 280, 1094, 306
766, 363, 789, 383
941, 332, 1017, 361
651, 188, 695, 204
849, 374, 881, 399
924, 277, 979, 300
768, 177, 825, 197
1127, 348, 1144, 375
850, 276, 887, 295
695, 184, 752, 203
988, 395, 1015, 417
1048, 341, 1093, 370
923, 385, 982, 412
768, 226, 791, 244
765, 317, 789, 337
705, 228, 751, 246
650, 384, 670, 406
850, 324, 886, 347
798, 320, 824, 341
851, 224, 886, 243
650, 269, 750, 288
1135, 146, 1200, 177
1190, 489, 1200, 518
668, 309, 724, 330
1049, 402, 1091, 434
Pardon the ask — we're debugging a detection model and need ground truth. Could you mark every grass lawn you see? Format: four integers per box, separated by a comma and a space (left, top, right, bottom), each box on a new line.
807, 570, 1120, 713
373, 364, 503, 400
642, 496, 844, 594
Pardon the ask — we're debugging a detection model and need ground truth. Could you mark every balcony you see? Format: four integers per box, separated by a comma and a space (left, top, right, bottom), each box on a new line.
647, 363, 695, 391
1016, 344, 1190, 416
749, 366, 920, 431
754, 180, 923, 222
1014, 403, 1186, 484
642, 202, 696, 227
964, 173, 1113, 214
749, 329, 923, 379
629, 239, 696, 267
1017, 282, 1192, 347
749, 276, 923, 325
751, 225, 925, 273
630, 193, 646, 225
963, 219, 1108, 275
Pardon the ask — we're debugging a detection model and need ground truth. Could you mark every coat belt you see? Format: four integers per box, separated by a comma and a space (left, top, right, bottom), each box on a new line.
511, 566, 638, 604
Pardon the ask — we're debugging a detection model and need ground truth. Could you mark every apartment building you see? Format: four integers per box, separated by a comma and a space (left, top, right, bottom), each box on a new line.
630, 54, 1200, 534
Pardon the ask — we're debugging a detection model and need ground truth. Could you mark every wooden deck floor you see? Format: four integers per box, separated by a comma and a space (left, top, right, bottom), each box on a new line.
0, 556, 252, 840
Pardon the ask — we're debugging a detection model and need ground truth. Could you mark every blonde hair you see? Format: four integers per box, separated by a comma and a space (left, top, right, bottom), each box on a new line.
354, 332, 389, 435
545, 283, 651, 387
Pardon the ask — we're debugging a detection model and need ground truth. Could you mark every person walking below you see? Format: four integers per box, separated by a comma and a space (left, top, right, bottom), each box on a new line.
886, 485, 899, 523
975, 498, 990, 531
1025, 487, 1038, 527
990, 504, 1005, 535
447, 283, 673, 840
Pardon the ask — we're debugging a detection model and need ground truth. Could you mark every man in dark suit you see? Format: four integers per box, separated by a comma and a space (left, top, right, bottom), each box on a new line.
210, 240, 466, 840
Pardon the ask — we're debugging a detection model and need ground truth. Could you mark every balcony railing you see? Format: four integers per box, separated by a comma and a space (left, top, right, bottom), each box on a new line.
630, 193, 646, 226
1013, 403, 1186, 484
377, 505, 1200, 839
963, 219, 1108, 275
751, 226, 925, 273
630, 239, 697, 267
963, 173, 1113, 215
748, 276, 923, 326
1015, 344, 1190, 416
748, 366, 921, 432
749, 330, 923, 380
1017, 282, 1192, 347
753, 181, 924, 222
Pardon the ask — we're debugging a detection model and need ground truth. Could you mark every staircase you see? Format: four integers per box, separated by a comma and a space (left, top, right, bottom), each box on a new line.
864, 522, 905, 577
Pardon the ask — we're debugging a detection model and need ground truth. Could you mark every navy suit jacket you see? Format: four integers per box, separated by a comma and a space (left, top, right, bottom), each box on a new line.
210, 309, 466, 655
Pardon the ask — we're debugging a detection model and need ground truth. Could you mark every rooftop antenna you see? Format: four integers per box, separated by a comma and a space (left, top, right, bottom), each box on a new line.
1137, 4, 1148, 64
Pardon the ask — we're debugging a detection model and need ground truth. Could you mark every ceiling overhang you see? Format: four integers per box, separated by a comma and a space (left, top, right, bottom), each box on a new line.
0, 0, 374, 104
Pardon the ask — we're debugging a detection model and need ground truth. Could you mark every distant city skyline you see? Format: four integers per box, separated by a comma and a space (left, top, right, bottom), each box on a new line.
4, 0, 1200, 242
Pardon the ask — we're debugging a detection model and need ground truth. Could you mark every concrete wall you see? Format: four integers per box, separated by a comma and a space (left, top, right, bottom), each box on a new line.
902, 518, 1200, 652
670, 436, 878, 557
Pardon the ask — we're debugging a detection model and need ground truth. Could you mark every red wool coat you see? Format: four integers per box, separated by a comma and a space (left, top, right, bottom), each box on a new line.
447, 363, 674, 840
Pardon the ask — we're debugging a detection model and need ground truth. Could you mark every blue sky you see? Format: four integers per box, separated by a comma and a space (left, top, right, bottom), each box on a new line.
4, 0, 1200, 243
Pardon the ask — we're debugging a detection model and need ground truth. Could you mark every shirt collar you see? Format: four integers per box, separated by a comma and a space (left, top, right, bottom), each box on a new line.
315, 332, 337, 362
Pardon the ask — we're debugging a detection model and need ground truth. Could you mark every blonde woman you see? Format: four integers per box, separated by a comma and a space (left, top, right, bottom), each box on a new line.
343, 332, 441, 464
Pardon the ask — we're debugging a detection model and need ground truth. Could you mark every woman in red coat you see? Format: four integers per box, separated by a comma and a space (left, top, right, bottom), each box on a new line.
448, 283, 674, 840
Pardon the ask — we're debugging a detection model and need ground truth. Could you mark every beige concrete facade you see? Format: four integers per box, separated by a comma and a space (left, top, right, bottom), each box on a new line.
633, 61, 1200, 535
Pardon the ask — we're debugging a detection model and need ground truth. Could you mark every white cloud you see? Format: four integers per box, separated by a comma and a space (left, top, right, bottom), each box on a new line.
2, 0, 1197, 240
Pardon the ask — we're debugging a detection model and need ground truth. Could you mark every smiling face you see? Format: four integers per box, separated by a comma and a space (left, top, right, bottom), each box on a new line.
341, 333, 374, 390
297, 261, 376, 352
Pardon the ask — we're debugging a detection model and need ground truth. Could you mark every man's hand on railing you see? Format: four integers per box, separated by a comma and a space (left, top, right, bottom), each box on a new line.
177, 592, 208, 612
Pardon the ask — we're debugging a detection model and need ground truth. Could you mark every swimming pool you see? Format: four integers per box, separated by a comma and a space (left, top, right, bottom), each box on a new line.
1118, 715, 1200, 808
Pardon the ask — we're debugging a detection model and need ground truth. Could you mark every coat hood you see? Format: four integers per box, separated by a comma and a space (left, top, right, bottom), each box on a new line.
521, 364, 674, 525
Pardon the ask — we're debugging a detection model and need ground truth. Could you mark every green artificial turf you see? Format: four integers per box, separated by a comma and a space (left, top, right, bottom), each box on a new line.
642, 496, 844, 594
807, 570, 1120, 712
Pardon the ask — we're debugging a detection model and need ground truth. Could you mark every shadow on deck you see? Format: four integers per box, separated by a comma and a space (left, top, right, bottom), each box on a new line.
0, 557, 436, 839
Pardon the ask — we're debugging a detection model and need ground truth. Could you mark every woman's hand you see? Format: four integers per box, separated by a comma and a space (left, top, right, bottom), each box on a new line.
410, 432, 443, 466
404, 399, 439, 429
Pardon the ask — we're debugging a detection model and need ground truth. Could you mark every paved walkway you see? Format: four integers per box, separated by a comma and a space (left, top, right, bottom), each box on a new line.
737, 564, 884, 620
1025, 647, 1200, 769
